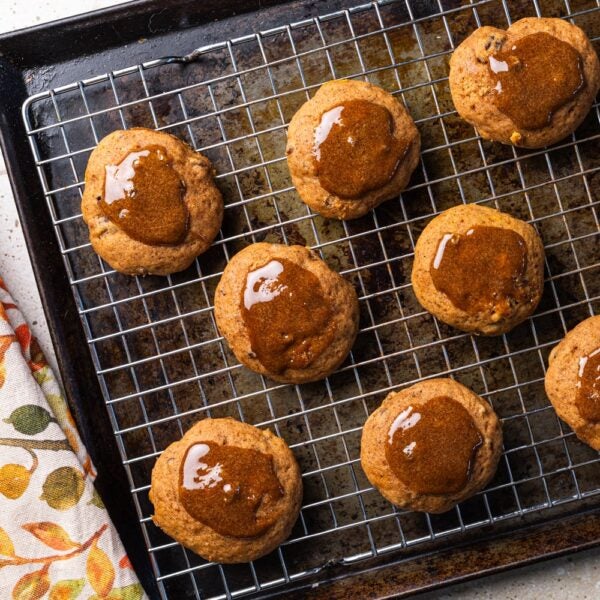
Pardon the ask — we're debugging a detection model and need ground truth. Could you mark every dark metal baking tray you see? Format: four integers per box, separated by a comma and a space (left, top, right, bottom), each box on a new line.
0, 0, 599, 598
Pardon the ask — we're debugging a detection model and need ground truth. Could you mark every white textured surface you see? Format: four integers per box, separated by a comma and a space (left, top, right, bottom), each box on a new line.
418, 551, 600, 599
0, 2, 598, 598
0, 147, 60, 372
2, 0, 125, 32
0, 1, 127, 373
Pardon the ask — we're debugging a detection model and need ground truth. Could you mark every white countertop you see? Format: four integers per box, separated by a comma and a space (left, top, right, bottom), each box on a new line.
0, 0, 128, 371
1, 2, 598, 598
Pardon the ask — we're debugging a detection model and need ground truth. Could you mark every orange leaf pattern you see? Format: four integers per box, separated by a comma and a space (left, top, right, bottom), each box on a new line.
14, 325, 47, 373
86, 541, 115, 597
0, 334, 15, 359
12, 567, 50, 600
0, 282, 143, 597
22, 523, 80, 551
0, 334, 15, 389
0, 526, 15, 557
14, 324, 31, 356
0, 464, 32, 499
48, 579, 85, 600
89, 584, 144, 600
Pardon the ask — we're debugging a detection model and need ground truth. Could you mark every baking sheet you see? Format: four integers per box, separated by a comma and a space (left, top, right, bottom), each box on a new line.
9, 0, 600, 597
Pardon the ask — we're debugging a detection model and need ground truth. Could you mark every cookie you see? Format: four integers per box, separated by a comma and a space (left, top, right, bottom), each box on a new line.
361, 378, 503, 513
449, 18, 600, 148
82, 128, 223, 275
411, 204, 545, 335
545, 315, 600, 450
149, 418, 303, 563
286, 79, 420, 220
214, 243, 359, 384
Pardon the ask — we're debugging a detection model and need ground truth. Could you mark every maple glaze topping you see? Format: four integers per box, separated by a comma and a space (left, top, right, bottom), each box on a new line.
430, 226, 530, 319
386, 396, 483, 494
488, 32, 585, 130
313, 99, 407, 199
179, 442, 283, 538
100, 145, 188, 246
241, 258, 335, 374
576, 347, 600, 422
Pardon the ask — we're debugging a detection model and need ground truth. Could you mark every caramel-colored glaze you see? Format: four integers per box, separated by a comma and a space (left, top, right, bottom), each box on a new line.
313, 99, 407, 199
100, 145, 188, 246
430, 226, 530, 319
386, 396, 483, 494
488, 32, 585, 130
241, 258, 335, 374
576, 347, 600, 422
179, 441, 283, 538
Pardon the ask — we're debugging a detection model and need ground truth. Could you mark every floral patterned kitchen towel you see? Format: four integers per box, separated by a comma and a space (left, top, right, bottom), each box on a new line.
0, 277, 146, 600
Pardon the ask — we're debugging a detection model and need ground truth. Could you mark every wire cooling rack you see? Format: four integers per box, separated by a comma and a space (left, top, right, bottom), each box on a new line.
21, 0, 600, 597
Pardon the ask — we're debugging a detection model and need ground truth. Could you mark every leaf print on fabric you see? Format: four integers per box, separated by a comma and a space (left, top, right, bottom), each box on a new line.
12, 566, 50, 600
0, 448, 38, 499
0, 281, 142, 597
14, 324, 31, 356
118, 555, 132, 570
32, 366, 52, 386
0, 438, 69, 452
45, 394, 75, 428
28, 337, 46, 372
65, 430, 81, 459
22, 522, 80, 551
0, 334, 16, 388
89, 583, 144, 600
88, 488, 105, 510
0, 524, 107, 569
4, 405, 55, 435
40, 467, 84, 510
0, 527, 15, 557
86, 540, 115, 597
0, 464, 32, 499
13, 325, 46, 372
45, 393, 83, 459
48, 578, 85, 600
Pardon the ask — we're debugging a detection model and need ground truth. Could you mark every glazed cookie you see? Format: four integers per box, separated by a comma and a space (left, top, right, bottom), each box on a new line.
82, 128, 223, 275
545, 315, 600, 450
411, 204, 545, 335
286, 79, 420, 219
361, 378, 503, 513
214, 243, 359, 383
449, 18, 600, 148
149, 418, 303, 563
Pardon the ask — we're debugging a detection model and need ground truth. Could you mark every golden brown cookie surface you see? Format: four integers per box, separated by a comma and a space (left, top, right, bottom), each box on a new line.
411, 204, 545, 335
286, 79, 420, 219
449, 18, 600, 148
214, 243, 359, 384
149, 418, 302, 563
545, 315, 600, 450
360, 378, 502, 513
82, 128, 223, 275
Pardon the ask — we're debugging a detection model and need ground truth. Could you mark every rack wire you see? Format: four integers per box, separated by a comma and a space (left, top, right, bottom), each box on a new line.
22, 0, 600, 597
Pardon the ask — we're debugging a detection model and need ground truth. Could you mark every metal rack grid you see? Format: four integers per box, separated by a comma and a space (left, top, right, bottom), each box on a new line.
21, 0, 600, 597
